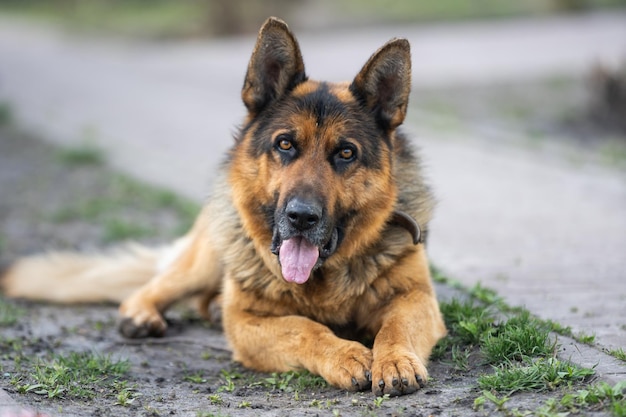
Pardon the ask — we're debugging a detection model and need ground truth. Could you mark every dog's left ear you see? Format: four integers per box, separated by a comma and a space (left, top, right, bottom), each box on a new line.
242, 17, 307, 116
350, 38, 411, 131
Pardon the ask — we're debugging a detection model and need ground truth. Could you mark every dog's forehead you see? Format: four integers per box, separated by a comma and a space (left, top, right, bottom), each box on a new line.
278, 82, 372, 149
250, 81, 363, 140
288, 81, 356, 124
292, 80, 354, 103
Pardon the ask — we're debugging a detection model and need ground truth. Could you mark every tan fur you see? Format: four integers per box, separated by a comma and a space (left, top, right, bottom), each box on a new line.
1, 17, 446, 396
2, 244, 161, 303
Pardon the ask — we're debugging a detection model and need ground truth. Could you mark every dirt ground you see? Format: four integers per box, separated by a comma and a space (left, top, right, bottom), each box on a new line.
0, 124, 612, 416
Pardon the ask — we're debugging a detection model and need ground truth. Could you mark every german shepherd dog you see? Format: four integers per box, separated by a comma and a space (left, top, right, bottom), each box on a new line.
2, 17, 446, 396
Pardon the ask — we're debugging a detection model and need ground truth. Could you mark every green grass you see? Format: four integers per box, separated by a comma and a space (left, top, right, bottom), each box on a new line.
238, 400, 252, 408
102, 218, 152, 242
0, 297, 24, 326
51, 174, 199, 242
200, 368, 329, 396
0, 0, 207, 38
259, 370, 328, 392
575, 332, 597, 345
12, 351, 130, 399
600, 140, 626, 168
480, 311, 554, 364
113, 380, 140, 406
208, 394, 223, 405
478, 358, 594, 395
439, 298, 496, 346
437, 292, 594, 399
372, 394, 390, 408
57, 142, 106, 166
198, 411, 229, 417
544, 319, 574, 337
609, 348, 626, 362
449, 345, 472, 371
183, 372, 207, 384
338, 0, 626, 23
0, 101, 12, 126
431, 268, 614, 415
476, 381, 626, 416
563, 381, 626, 415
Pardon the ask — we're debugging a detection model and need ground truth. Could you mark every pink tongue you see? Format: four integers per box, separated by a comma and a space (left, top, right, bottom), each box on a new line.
279, 237, 319, 284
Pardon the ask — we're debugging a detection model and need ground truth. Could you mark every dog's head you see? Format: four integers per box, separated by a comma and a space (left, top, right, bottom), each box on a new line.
230, 17, 413, 284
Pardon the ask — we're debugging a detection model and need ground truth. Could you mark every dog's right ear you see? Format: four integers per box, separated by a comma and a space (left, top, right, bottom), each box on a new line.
242, 17, 306, 116
350, 38, 412, 131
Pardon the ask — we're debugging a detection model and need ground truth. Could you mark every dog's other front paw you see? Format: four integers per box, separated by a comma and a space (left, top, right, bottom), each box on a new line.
118, 300, 167, 338
371, 351, 428, 397
319, 341, 373, 391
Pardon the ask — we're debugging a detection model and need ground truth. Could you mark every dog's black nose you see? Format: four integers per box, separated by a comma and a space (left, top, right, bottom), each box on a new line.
285, 198, 322, 231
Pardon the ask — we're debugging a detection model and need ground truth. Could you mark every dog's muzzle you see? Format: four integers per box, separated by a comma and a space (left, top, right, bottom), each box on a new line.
270, 197, 340, 284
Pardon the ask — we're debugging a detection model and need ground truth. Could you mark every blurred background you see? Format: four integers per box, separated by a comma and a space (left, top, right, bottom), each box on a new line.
1, 0, 625, 165
0, 1, 625, 349
0, 0, 624, 36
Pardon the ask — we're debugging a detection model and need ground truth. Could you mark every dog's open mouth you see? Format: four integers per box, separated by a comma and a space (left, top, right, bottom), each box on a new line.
274, 228, 339, 284
278, 237, 318, 284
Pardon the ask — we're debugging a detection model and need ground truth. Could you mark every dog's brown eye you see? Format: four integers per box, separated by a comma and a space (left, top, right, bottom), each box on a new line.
279, 139, 292, 151
275, 134, 295, 154
339, 147, 353, 160
332, 143, 357, 171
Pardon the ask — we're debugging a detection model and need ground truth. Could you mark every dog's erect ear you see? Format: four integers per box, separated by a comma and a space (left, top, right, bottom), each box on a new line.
350, 38, 411, 131
242, 17, 306, 115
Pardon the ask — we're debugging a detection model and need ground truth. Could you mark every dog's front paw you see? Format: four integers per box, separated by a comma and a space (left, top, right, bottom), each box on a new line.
372, 350, 427, 397
118, 300, 167, 338
320, 341, 373, 391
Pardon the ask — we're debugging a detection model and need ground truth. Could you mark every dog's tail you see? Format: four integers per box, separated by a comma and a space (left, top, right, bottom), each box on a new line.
1, 243, 167, 304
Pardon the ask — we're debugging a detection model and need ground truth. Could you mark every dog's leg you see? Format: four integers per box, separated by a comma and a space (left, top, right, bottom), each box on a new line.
222, 279, 373, 391
118, 217, 222, 338
367, 247, 447, 397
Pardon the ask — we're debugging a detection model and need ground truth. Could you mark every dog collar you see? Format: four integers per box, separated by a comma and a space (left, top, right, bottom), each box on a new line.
390, 211, 422, 245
